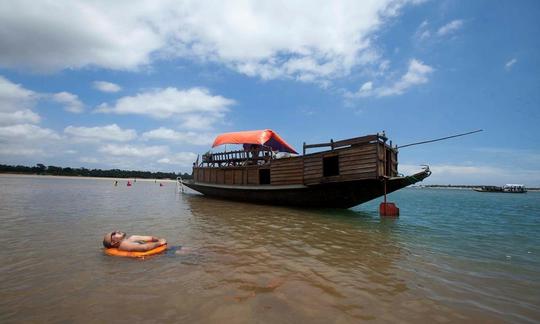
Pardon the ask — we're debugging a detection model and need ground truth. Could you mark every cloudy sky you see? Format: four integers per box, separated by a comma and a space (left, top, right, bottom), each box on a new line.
0, 0, 538, 185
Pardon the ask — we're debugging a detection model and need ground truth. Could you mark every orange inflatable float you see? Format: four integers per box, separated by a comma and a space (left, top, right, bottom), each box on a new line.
104, 244, 167, 258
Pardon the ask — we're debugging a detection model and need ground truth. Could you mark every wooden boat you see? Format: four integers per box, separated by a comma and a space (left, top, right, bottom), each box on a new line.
182, 129, 431, 208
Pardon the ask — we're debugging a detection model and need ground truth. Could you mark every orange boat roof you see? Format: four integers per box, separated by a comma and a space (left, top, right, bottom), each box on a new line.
212, 129, 298, 154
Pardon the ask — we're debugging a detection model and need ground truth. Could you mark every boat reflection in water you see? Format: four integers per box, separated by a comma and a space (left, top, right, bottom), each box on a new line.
180, 193, 445, 322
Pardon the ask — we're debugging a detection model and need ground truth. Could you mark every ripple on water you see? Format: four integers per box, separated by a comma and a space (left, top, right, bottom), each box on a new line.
0, 176, 539, 323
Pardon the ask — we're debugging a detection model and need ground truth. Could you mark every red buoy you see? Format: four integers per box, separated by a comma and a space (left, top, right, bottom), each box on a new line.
127, 181, 132, 187
379, 178, 399, 216
379, 202, 399, 217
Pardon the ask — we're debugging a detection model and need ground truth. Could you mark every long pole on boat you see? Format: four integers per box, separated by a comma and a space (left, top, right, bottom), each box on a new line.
397, 129, 483, 149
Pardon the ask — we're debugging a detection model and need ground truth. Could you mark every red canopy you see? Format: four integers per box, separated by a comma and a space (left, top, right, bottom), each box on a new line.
212, 129, 298, 154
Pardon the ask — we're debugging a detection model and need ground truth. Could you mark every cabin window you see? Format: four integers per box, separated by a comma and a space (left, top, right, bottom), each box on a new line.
259, 169, 271, 184
323, 155, 339, 177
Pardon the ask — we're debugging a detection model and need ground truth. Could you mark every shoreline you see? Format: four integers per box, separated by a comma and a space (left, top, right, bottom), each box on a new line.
2, 173, 538, 190
0, 173, 179, 182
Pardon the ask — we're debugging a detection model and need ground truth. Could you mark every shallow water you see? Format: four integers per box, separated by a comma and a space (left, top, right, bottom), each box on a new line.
0, 175, 539, 323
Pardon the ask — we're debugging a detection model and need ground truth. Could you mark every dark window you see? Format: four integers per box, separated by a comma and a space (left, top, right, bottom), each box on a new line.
323, 155, 339, 177
259, 169, 271, 184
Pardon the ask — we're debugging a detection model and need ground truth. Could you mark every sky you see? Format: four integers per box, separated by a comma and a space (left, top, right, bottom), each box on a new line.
0, 0, 539, 185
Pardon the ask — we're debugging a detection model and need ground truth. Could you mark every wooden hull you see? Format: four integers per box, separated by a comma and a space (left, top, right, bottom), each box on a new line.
183, 169, 431, 208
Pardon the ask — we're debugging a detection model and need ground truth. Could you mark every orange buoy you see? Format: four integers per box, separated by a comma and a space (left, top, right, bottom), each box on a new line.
104, 244, 167, 258
379, 202, 399, 217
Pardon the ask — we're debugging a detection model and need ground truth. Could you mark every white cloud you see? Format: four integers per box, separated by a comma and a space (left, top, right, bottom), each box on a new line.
355, 81, 374, 97
400, 163, 498, 176
349, 59, 433, 98
419, 30, 431, 40
64, 124, 137, 142
96, 87, 234, 129
141, 127, 214, 145
0, 1, 420, 82
0, 146, 45, 157
52, 92, 84, 113
400, 163, 540, 186
505, 58, 517, 71
93, 81, 122, 93
0, 124, 60, 141
158, 152, 198, 167
436, 20, 463, 36
0, 109, 40, 125
0, 75, 38, 113
415, 20, 430, 40
99, 144, 169, 157
79, 157, 99, 164
0, 1, 162, 72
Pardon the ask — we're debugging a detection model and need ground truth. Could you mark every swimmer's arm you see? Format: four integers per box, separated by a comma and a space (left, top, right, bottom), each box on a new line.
129, 235, 157, 242
118, 240, 163, 252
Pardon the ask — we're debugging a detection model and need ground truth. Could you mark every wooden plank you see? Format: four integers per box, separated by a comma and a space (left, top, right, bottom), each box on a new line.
217, 169, 224, 184
225, 170, 233, 185
272, 175, 304, 182
272, 167, 304, 173
272, 176, 304, 182
272, 166, 303, 171
303, 134, 378, 150
272, 179, 303, 185
338, 155, 377, 164
340, 162, 377, 171
272, 171, 303, 177
233, 170, 243, 185
340, 147, 377, 158
247, 169, 258, 185
321, 172, 378, 182
272, 160, 303, 167
340, 167, 378, 176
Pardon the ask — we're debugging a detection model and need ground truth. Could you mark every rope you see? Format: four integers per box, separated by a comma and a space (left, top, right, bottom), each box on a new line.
398, 129, 483, 149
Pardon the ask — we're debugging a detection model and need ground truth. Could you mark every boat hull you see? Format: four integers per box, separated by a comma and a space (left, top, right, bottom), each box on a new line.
183, 169, 430, 208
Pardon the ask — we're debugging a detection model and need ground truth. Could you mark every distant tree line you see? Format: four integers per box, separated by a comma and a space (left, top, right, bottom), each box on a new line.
420, 184, 538, 190
0, 163, 192, 180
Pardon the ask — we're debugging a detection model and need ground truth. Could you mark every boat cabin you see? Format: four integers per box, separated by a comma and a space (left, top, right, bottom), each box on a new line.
192, 129, 398, 187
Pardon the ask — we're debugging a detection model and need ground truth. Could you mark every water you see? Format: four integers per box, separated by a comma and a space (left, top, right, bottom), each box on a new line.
0, 175, 539, 323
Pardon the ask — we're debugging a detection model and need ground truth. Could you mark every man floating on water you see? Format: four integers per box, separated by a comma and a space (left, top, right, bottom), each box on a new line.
103, 231, 166, 252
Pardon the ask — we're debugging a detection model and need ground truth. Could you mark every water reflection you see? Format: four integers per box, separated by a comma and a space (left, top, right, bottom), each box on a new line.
2, 176, 528, 323
183, 194, 408, 321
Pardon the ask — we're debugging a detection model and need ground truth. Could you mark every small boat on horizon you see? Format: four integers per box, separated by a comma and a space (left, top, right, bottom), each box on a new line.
181, 129, 431, 208
474, 184, 527, 193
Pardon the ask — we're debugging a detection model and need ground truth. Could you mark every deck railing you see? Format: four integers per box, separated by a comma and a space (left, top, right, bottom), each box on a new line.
302, 133, 387, 155
201, 148, 273, 166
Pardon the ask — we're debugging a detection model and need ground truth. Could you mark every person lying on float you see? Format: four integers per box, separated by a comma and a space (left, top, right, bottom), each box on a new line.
103, 231, 166, 251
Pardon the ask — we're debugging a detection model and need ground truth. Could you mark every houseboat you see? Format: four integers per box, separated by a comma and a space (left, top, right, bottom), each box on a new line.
181, 129, 431, 208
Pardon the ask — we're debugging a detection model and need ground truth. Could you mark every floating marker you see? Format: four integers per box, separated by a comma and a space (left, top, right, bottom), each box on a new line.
379, 202, 399, 217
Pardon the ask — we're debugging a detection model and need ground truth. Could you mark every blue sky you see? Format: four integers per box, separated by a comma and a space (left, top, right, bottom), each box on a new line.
0, 0, 538, 185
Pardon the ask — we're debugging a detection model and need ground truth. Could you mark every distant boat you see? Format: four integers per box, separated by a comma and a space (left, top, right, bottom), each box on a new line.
474, 184, 527, 193
182, 129, 431, 208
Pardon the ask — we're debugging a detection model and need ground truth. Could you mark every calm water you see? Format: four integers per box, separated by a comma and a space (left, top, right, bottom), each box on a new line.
0, 175, 539, 323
